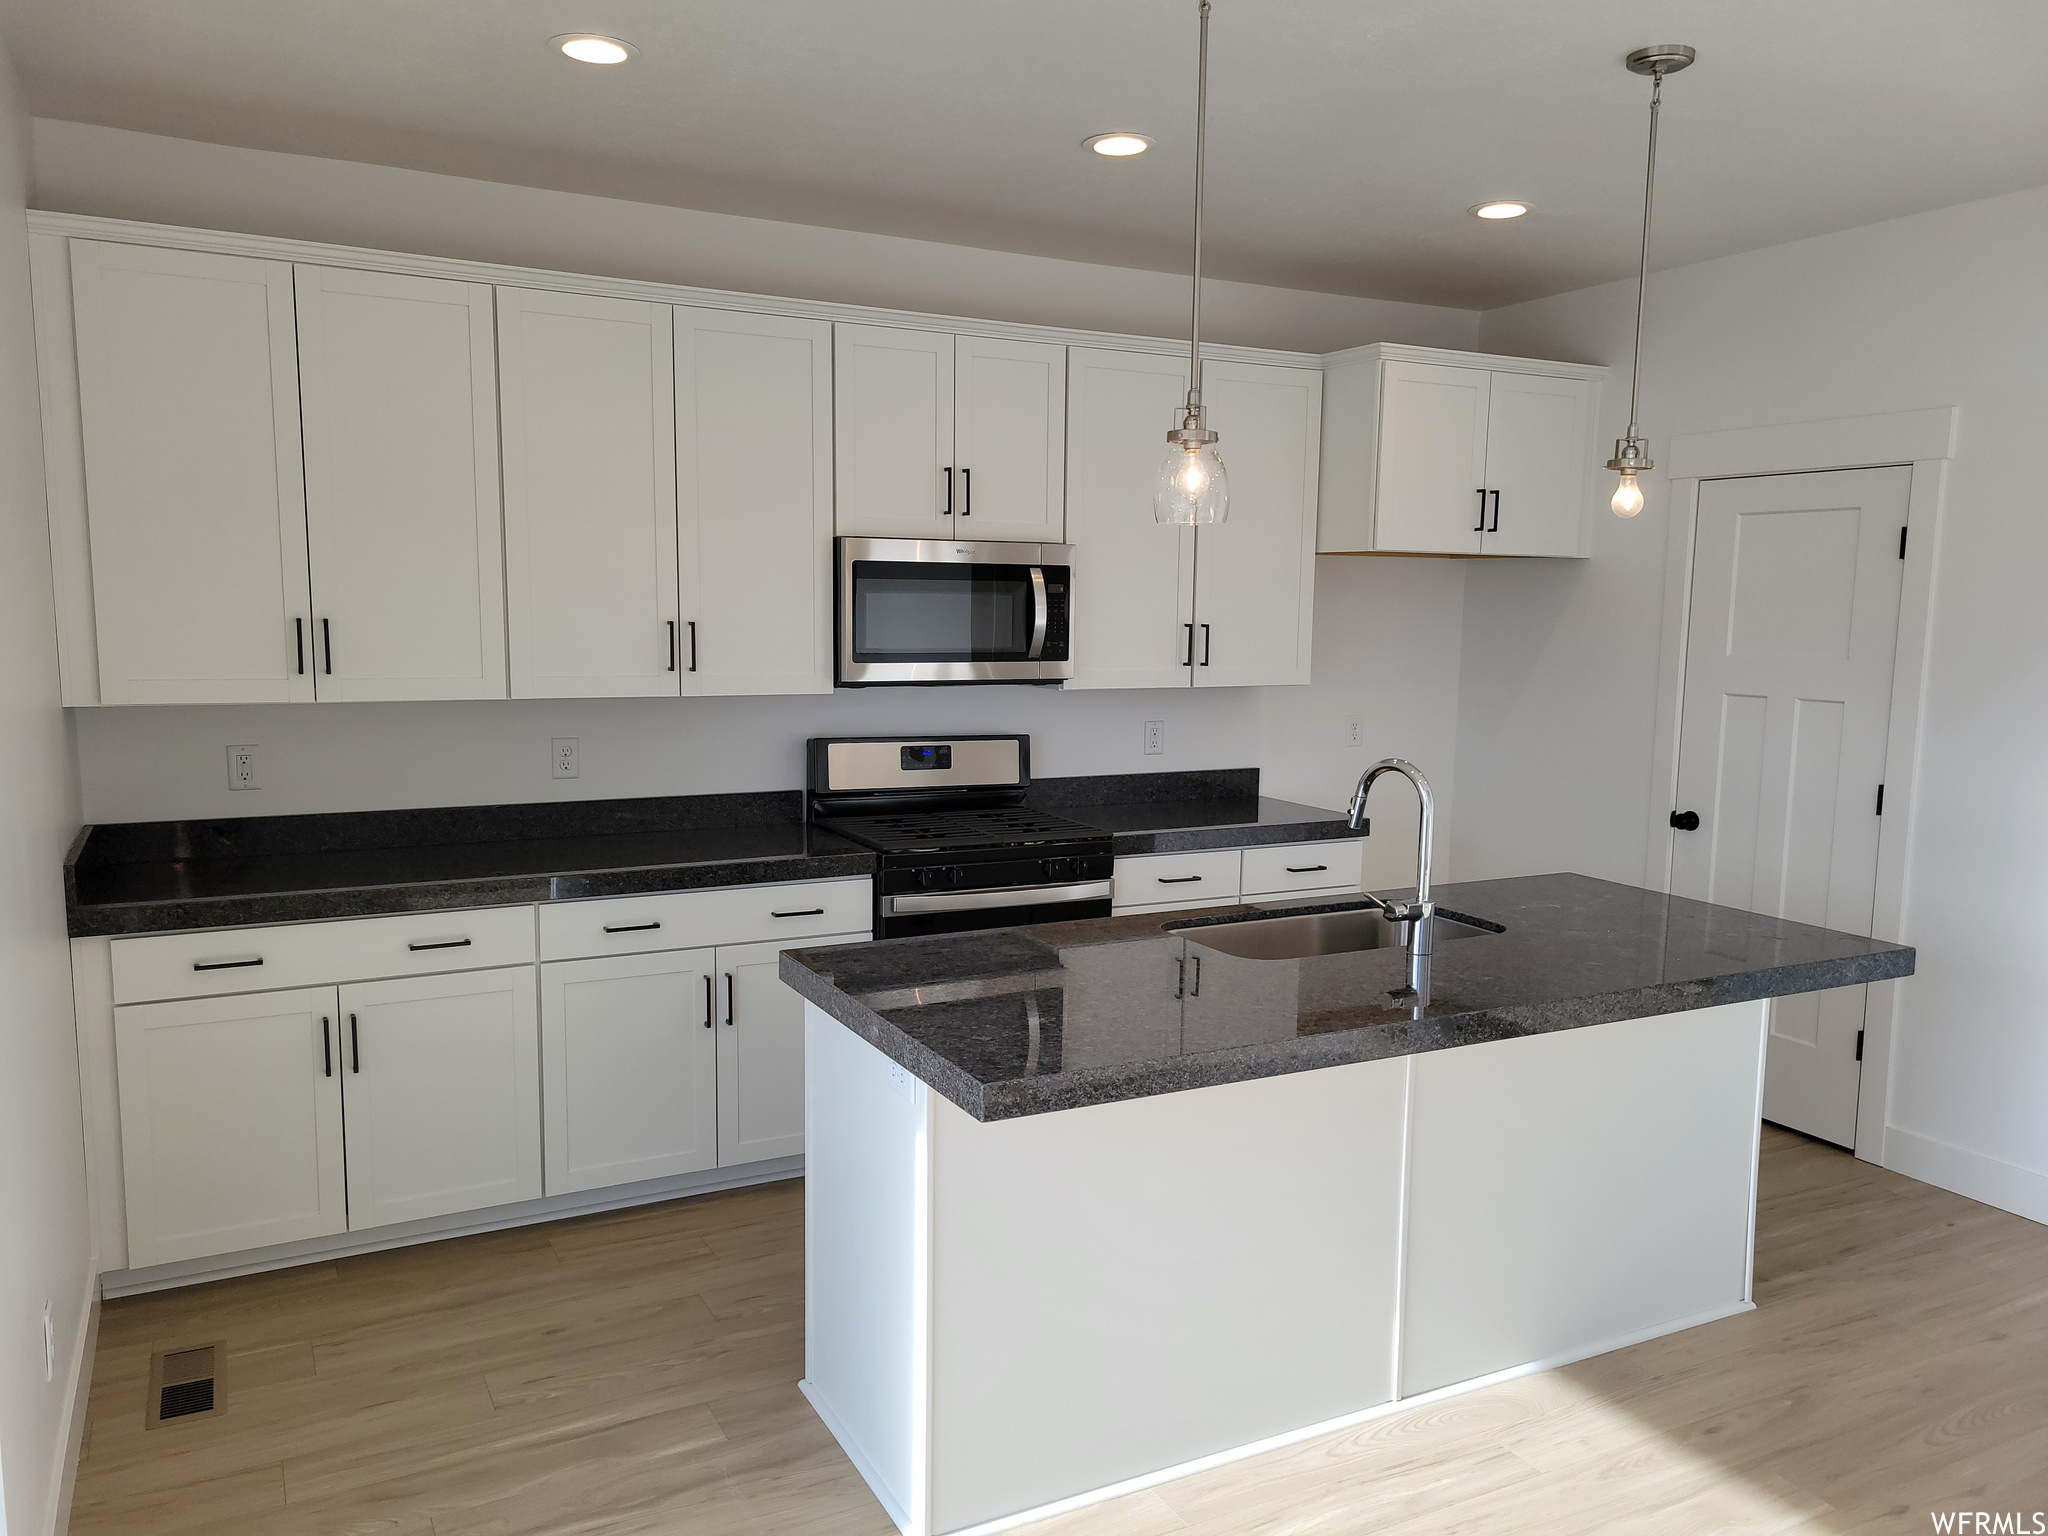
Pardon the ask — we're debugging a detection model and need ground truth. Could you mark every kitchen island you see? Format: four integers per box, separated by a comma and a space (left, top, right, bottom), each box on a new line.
781, 872, 1914, 1536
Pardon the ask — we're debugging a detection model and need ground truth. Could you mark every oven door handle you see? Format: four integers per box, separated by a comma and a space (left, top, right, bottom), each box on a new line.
884, 879, 1113, 917
1026, 565, 1049, 660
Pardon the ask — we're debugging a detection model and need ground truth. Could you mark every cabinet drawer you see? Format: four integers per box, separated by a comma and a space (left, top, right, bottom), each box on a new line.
111, 906, 537, 1005
1241, 839, 1364, 898
1110, 849, 1242, 911
539, 878, 872, 961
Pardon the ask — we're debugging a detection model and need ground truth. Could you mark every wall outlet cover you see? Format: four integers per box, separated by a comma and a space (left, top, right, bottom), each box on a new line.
226, 744, 258, 791
1345, 715, 1364, 748
552, 738, 580, 779
1144, 720, 1166, 756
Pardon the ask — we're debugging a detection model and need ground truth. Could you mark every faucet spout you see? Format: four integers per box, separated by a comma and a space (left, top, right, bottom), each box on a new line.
1349, 758, 1436, 1009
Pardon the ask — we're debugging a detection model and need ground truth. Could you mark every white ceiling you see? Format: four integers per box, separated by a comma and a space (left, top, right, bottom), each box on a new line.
7, 0, 2046, 308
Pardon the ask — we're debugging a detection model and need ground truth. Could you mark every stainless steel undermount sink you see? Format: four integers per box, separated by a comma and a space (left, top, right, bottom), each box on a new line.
1170, 904, 1501, 961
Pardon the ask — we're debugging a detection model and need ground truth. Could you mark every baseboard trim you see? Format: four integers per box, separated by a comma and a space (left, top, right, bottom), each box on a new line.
800, 1378, 913, 1533
46, 1272, 100, 1536
102, 1157, 803, 1297
1884, 1125, 2048, 1226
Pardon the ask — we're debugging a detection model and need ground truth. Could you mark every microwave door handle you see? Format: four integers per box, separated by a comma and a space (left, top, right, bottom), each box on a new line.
1027, 566, 1049, 660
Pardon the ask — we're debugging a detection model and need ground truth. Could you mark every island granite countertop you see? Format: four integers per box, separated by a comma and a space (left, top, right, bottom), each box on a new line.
780, 872, 1916, 1121
65, 767, 1361, 937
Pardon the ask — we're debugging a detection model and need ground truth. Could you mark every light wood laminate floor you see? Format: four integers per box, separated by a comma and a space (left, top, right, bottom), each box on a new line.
72, 1127, 2048, 1535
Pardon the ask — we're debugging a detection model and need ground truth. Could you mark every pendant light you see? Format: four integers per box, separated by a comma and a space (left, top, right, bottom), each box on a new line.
1155, 0, 1228, 525
1606, 43, 1695, 518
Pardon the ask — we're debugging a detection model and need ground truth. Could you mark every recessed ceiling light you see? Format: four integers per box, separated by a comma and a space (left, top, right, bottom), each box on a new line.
552, 34, 635, 65
1085, 133, 1153, 158
1470, 201, 1530, 220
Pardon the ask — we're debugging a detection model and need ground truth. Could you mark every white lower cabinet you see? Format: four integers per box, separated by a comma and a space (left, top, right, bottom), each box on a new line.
715, 939, 810, 1166
115, 986, 347, 1269
339, 966, 542, 1229
540, 948, 720, 1196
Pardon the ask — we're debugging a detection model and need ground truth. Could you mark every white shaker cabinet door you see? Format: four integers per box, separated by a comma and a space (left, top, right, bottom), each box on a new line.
498, 288, 680, 698
715, 937, 847, 1167
1480, 371, 1596, 558
339, 966, 541, 1229
676, 308, 835, 696
952, 335, 1066, 542
295, 266, 508, 700
1192, 361, 1321, 688
1372, 360, 1489, 555
114, 986, 345, 1268
69, 241, 315, 705
540, 949, 719, 1196
833, 323, 955, 537
1064, 347, 1196, 690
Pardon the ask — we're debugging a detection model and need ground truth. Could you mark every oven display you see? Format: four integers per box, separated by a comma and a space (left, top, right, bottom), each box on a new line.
900, 744, 953, 771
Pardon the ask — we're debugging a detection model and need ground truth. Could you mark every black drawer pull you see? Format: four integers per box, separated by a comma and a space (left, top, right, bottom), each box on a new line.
407, 937, 472, 952
1156, 875, 1204, 885
772, 907, 826, 918
603, 920, 663, 934
193, 956, 263, 972
1285, 864, 1329, 874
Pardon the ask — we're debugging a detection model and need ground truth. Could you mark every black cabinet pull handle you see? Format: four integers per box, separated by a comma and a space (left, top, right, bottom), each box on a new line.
1475, 489, 1488, 532
349, 1013, 360, 1074
1200, 624, 1211, 666
1189, 954, 1201, 997
407, 937, 472, 951
1174, 956, 1185, 999
667, 620, 677, 672
322, 1016, 332, 1078
688, 621, 698, 673
1157, 874, 1203, 884
724, 972, 735, 1026
943, 466, 954, 516
1285, 864, 1329, 874
603, 920, 662, 934
322, 618, 333, 675
193, 956, 263, 972
1183, 622, 1195, 667
1489, 489, 1501, 533
703, 973, 714, 1029
772, 907, 826, 918
1670, 810, 1701, 831
960, 466, 970, 516
295, 617, 305, 675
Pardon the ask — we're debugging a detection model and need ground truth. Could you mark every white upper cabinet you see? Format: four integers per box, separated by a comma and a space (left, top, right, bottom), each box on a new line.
295, 265, 508, 700
676, 307, 835, 695
68, 242, 315, 705
498, 288, 679, 699
1191, 361, 1322, 688
1318, 345, 1603, 559
951, 335, 1066, 542
835, 323, 955, 537
1064, 348, 1194, 690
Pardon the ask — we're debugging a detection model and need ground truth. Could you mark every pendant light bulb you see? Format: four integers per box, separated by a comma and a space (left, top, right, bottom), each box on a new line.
1156, 0, 1229, 526
1611, 472, 1644, 518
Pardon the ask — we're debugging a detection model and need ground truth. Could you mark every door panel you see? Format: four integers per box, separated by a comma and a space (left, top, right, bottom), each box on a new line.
834, 323, 954, 537
1481, 372, 1594, 557
1064, 348, 1195, 689
716, 938, 839, 1166
953, 335, 1066, 541
1671, 467, 1908, 1146
540, 949, 718, 1195
69, 241, 314, 705
296, 266, 507, 700
677, 308, 834, 695
1373, 361, 1488, 554
498, 288, 679, 698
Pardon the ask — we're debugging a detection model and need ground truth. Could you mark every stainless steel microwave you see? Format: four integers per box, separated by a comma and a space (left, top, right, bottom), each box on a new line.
836, 538, 1073, 686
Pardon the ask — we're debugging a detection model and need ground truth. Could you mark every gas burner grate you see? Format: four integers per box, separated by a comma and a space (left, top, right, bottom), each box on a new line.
824, 808, 1105, 853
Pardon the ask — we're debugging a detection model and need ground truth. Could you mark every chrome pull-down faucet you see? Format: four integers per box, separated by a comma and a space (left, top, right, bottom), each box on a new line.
1348, 758, 1435, 1005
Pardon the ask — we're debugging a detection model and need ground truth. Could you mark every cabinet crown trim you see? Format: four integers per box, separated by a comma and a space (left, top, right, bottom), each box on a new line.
1320, 341, 1608, 380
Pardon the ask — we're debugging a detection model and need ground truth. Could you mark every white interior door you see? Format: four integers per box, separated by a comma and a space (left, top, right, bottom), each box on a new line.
953, 335, 1066, 541
1372, 360, 1489, 554
677, 307, 834, 696
69, 241, 315, 705
1480, 371, 1595, 558
296, 265, 507, 700
339, 965, 541, 1228
833, 323, 954, 537
1063, 347, 1195, 690
498, 287, 679, 698
1671, 466, 1908, 1147
1191, 361, 1321, 688
540, 949, 718, 1195
114, 986, 345, 1267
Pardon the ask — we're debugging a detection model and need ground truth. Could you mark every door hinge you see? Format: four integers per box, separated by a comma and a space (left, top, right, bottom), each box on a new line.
1898, 526, 1908, 560
1855, 1028, 1865, 1062
1875, 783, 1885, 816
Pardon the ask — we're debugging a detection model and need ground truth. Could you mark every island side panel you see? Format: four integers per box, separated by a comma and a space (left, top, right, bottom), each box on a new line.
1400, 999, 1768, 1397
926, 1056, 1410, 1535
803, 1004, 929, 1530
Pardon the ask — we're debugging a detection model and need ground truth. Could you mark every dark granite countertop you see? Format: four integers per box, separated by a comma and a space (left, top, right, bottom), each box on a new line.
780, 872, 1917, 1122
64, 768, 1360, 938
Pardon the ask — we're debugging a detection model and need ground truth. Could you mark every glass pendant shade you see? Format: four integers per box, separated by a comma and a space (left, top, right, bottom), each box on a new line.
1154, 438, 1229, 525
1610, 472, 1645, 517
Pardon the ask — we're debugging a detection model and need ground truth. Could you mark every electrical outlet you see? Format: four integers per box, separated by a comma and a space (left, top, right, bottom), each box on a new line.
552, 738, 580, 779
1144, 720, 1166, 756
42, 1301, 54, 1382
1344, 714, 1364, 748
226, 744, 259, 791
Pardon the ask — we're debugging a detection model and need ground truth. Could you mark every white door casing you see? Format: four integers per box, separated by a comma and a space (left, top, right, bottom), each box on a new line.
834, 323, 955, 537
1670, 466, 1908, 1146
952, 335, 1066, 542
1372, 360, 1489, 555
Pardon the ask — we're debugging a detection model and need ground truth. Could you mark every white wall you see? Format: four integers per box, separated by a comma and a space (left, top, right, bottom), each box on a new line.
0, 30, 92, 1536
29, 119, 1480, 357
1465, 184, 2048, 1224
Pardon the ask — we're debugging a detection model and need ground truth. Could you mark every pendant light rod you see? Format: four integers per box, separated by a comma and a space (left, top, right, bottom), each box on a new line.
1622, 68, 1663, 443
1185, 0, 1211, 417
